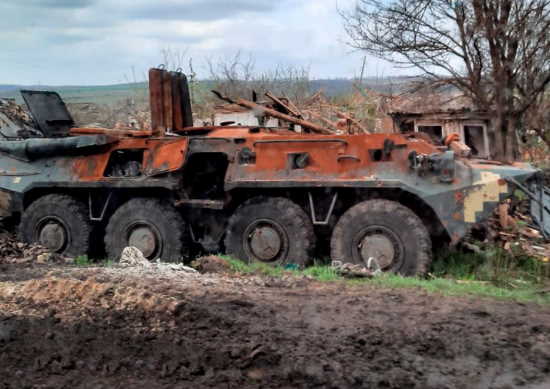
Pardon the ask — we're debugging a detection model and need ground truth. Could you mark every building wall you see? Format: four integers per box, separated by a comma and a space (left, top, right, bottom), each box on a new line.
214, 112, 279, 127
414, 119, 490, 158
390, 113, 492, 158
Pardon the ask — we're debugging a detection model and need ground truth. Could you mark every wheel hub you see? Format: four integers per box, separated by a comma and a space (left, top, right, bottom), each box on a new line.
128, 226, 158, 258
39, 222, 67, 252
249, 225, 283, 261
359, 233, 397, 270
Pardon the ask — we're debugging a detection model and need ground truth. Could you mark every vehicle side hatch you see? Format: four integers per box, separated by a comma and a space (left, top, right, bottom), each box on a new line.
21, 90, 74, 137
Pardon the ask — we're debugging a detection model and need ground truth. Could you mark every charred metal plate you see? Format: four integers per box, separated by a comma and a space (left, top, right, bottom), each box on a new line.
21, 90, 74, 137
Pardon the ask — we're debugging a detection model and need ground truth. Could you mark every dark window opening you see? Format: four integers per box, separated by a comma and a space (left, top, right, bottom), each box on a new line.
104, 149, 144, 177
464, 126, 485, 157
417, 126, 443, 143
182, 153, 229, 199
399, 121, 414, 133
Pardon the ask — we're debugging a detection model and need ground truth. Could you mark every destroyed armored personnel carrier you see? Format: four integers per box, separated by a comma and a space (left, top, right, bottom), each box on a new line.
0, 68, 547, 275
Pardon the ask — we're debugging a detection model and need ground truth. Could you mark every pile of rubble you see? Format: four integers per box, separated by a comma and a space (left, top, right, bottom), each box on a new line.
0, 99, 33, 125
471, 198, 550, 263
0, 98, 40, 138
0, 230, 70, 265
213, 88, 376, 135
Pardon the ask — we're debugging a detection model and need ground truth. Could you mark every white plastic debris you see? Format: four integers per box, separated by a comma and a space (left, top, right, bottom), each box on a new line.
119, 247, 152, 267
119, 247, 198, 273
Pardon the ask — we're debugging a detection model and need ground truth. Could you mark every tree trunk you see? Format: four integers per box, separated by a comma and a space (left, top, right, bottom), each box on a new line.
492, 111, 506, 161
504, 119, 517, 163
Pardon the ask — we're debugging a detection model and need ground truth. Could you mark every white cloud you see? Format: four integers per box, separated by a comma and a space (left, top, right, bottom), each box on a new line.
0, 0, 397, 85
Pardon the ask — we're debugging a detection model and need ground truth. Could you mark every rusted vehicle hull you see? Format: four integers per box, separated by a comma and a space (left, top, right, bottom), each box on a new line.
0, 68, 543, 276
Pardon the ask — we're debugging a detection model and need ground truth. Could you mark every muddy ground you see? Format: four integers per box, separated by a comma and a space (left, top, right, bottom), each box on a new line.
1, 261, 549, 389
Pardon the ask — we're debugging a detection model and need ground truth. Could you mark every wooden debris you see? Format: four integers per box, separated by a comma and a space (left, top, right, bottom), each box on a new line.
213, 86, 376, 135
449, 141, 472, 157
480, 197, 550, 263
521, 228, 542, 239
499, 203, 510, 229
265, 92, 303, 118
335, 111, 370, 134
212, 91, 333, 135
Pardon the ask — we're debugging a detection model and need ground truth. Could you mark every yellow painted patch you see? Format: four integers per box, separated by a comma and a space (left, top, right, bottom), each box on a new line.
463, 171, 508, 223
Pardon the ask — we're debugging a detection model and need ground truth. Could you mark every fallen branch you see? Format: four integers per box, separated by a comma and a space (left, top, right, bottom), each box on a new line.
335, 111, 370, 134
212, 90, 333, 135
265, 92, 303, 118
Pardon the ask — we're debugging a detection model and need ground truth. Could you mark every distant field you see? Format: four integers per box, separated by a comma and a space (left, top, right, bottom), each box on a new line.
0, 78, 411, 106
0, 82, 149, 105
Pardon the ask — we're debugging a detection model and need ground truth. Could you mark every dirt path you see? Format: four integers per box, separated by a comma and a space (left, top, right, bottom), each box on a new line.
1, 262, 549, 388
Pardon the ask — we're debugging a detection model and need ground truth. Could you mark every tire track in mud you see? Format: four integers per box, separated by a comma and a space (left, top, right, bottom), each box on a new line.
0, 269, 549, 388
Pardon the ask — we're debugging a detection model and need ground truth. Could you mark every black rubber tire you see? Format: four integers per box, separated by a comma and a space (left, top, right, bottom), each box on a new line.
330, 199, 432, 276
19, 194, 92, 257
224, 197, 315, 267
105, 198, 188, 262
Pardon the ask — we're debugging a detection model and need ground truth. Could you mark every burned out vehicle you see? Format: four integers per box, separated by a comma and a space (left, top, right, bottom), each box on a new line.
0, 68, 545, 275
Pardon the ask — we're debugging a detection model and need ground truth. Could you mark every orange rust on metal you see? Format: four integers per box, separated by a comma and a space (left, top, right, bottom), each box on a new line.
149, 68, 165, 134
180, 126, 253, 133
219, 132, 438, 179
72, 153, 110, 180
161, 71, 174, 136
172, 73, 184, 132
71, 137, 144, 180
71, 137, 188, 181
70, 127, 152, 137
144, 138, 189, 174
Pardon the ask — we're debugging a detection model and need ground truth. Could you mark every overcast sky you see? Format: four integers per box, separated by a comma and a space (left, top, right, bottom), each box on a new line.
0, 0, 397, 86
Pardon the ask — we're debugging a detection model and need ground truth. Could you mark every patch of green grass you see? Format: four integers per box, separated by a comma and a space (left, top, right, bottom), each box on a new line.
300, 265, 342, 282
223, 255, 343, 282
222, 255, 550, 304
366, 274, 550, 305
73, 255, 91, 267
223, 256, 287, 277
432, 247, 549, 285
100, 259, 117, 267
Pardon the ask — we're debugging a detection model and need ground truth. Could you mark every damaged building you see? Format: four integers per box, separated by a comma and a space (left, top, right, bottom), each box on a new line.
211, 88, 495, 159
383, 92, 492, 158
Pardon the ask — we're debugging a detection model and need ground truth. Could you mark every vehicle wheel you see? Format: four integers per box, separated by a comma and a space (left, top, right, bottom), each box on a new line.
224, 197, 315, 267
19, 194, 92, 257
330, 199, 432, 276
105, 198, 188, 262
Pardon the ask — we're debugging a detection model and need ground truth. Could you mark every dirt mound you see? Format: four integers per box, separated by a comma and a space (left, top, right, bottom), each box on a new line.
1, 268, 550, 388
192, 255, 231, 273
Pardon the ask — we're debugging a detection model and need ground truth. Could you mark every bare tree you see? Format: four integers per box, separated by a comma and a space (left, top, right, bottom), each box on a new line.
207, 52, 312, 106
161, 47, 190, 71
342, 0, 550, 161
